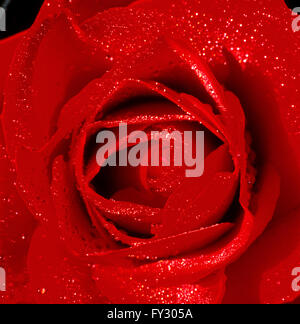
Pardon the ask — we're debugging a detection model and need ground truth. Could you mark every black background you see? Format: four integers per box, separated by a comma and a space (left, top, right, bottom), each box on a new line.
0, 0, 299, 39
286, 0, 300, 10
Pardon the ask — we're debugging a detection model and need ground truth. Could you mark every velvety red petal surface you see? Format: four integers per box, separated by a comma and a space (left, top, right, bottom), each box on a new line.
0, 0, 299, 304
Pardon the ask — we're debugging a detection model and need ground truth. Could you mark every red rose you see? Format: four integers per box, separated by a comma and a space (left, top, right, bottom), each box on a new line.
0, 0, 300, 304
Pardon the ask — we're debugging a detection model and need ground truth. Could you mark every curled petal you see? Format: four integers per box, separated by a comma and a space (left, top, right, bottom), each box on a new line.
157, 172, 238, 237
86, 223, 233, 262
91, 163, 279, 299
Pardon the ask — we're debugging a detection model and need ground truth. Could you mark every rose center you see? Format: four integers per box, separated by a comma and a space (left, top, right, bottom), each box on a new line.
90, 100, 222, 208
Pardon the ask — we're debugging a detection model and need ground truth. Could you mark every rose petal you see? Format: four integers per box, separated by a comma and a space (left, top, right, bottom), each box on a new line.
93, 163, 279, 294
27, 226, 106, 304
3, 12, 109, 156
63, 0, 140, 23
93, 264, 227, 304
0, 33, 25, 106
51, 156, 114, 255
0, 124, 36, 303
224, 206, 300, 304
155, 145, 235, 236
86, 223, 233, 263
157, 172, 238, 237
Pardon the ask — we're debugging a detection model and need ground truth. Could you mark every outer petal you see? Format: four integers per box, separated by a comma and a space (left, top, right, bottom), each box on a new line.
27, 225, 106, 304
224, 207, 300, 304
0, 124, 36, 304
93, 265, 227, 304
0, 32, 25, 100
2, 11, 109, 156
0, 22, 34, 306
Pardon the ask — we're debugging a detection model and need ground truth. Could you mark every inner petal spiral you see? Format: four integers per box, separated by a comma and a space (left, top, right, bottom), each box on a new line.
89, 99, 224, 209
